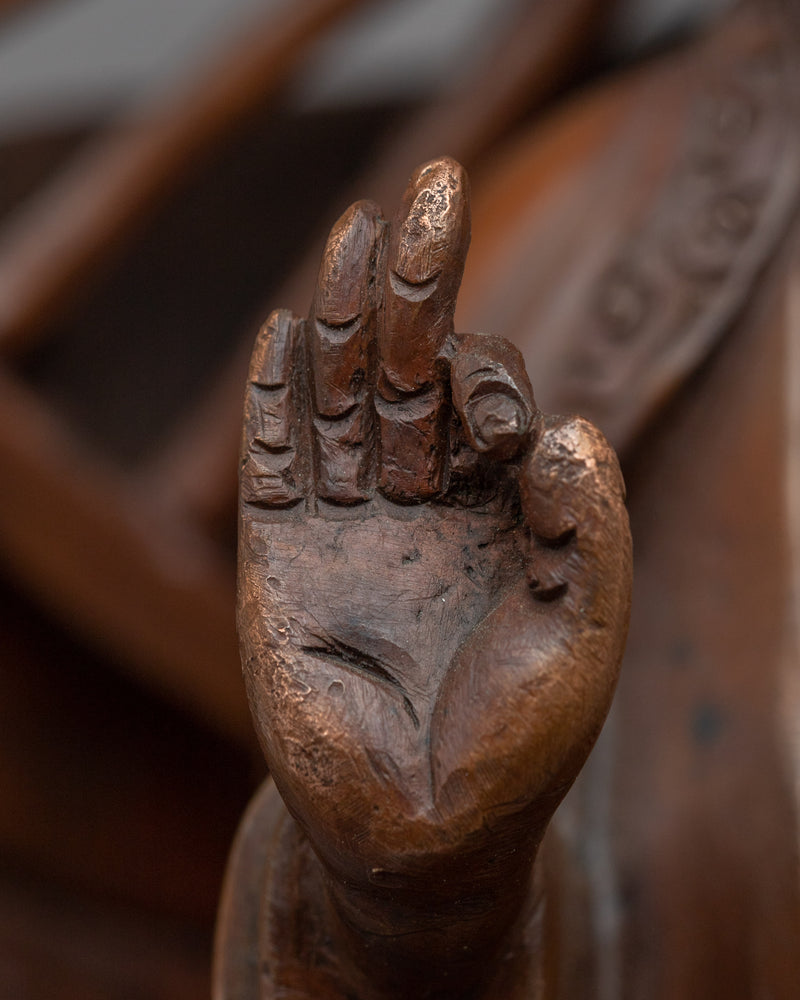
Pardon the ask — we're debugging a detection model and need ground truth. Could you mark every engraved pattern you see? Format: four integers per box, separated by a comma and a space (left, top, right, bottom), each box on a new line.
560, 8, 800, 452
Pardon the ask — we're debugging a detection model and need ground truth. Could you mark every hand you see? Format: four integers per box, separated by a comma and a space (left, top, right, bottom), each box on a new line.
238, 157, 632, 997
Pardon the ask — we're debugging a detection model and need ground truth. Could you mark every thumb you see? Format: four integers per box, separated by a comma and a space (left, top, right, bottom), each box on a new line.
520, 415, 630, 620
432, 415, 631, 831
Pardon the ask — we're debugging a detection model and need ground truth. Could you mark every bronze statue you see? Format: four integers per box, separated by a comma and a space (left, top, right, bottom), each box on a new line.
6, 3, 800, 996
214, 157, 632, 998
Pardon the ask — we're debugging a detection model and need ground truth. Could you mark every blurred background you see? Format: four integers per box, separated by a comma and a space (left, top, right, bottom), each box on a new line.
7, 0, 798, 997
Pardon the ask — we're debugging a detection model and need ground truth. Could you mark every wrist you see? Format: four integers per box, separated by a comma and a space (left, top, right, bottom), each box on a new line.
318, 847, 544, 999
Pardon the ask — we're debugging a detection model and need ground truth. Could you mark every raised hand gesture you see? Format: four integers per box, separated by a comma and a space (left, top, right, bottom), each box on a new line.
225, 157, 632, 1000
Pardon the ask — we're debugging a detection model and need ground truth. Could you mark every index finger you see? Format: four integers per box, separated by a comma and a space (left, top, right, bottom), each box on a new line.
379, 156, 470, 394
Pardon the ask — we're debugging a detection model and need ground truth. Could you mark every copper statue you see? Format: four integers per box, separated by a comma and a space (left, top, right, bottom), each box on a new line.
214, 157, 632, 998
6, 2, 800, 996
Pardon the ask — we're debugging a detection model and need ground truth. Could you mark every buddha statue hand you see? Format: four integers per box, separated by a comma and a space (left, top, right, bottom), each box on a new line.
235, 157, 632, 999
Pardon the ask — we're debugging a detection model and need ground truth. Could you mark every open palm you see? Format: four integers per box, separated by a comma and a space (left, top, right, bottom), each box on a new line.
236, 158, 631, 998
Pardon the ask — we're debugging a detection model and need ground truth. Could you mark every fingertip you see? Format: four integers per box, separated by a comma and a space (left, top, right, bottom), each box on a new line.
534, 417, 625, 498
249, 309, 297, 387
315, 200, 384, 327
392, 156, 470, 286
467, 393, 530, 458
520, 416, 627, 540
450, 333, 536, 461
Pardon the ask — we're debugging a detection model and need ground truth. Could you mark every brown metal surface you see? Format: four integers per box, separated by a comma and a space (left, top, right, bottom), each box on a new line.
215, 156, 632, 998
